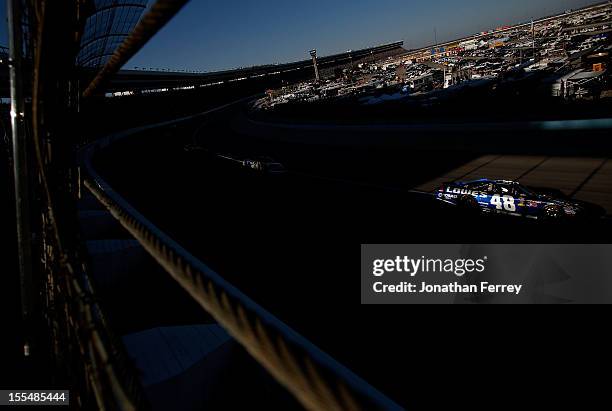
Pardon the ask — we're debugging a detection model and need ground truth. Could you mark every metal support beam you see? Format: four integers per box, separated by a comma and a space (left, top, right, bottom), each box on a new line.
8, 0, 34, 358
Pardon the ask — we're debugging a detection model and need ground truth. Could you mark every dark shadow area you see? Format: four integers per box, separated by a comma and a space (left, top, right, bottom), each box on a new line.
91, 103, 612, 406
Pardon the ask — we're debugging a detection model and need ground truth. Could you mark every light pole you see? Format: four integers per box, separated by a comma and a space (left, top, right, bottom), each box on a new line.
8, 0, 34, 358
310, 49, 320, 83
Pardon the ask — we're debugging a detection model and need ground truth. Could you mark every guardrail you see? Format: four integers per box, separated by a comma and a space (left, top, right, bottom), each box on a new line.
78, 97, 405, 411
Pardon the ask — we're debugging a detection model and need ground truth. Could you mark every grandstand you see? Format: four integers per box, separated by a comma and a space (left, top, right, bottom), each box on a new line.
106, 41, 406, 94
77, 0, 149, 68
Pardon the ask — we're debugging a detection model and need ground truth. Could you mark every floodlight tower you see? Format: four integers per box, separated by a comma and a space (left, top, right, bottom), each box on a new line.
310, 49, 320, 83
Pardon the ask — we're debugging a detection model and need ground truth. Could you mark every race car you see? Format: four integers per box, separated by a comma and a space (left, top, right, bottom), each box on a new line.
435, 179, 602, 220
242, 156, 287, 175
184, 145, 286, 175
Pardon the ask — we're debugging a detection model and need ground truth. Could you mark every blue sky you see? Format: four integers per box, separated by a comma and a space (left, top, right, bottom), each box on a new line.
0, 0, 599, 71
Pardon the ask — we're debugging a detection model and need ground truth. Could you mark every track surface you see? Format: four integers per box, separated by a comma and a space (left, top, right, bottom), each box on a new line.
416, 154, 612, 214
93, 100, 612, 407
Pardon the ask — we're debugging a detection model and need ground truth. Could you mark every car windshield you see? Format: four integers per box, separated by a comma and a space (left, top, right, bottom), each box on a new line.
468, 182, 494, 192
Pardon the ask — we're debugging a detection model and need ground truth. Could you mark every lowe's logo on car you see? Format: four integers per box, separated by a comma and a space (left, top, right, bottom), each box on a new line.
446, 187, 485, 196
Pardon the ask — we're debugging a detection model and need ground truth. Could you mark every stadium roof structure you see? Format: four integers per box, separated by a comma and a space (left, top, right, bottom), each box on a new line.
76, 0, 149, 68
